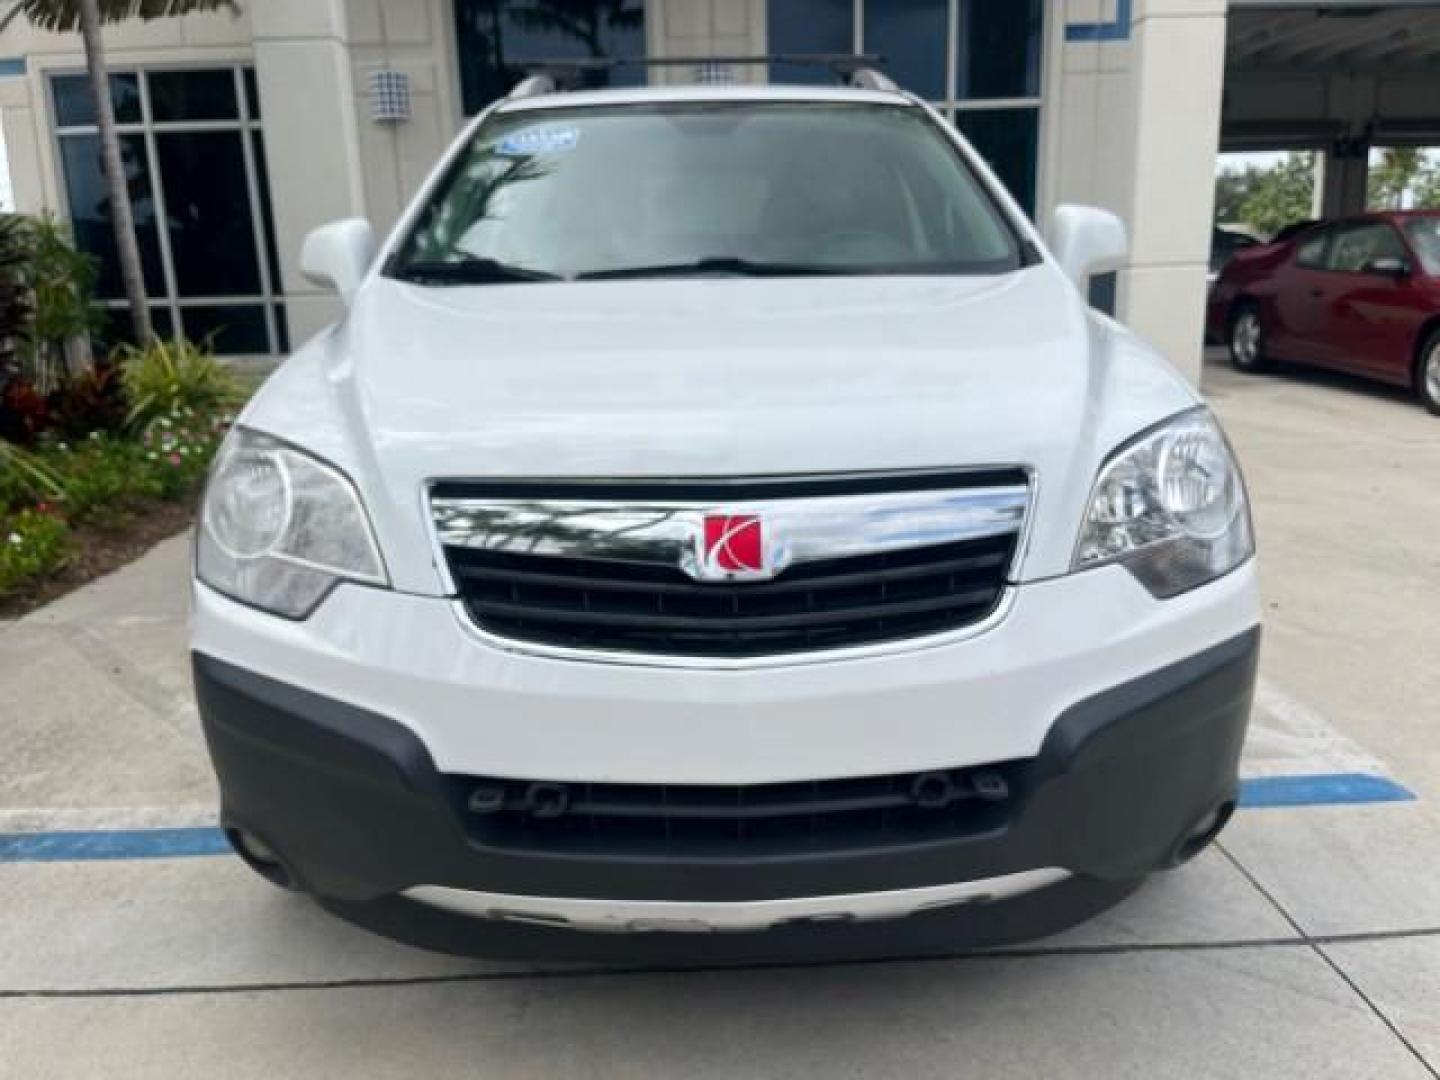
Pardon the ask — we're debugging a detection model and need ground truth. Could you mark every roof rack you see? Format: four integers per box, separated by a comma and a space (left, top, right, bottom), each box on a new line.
506, 55, 898, 100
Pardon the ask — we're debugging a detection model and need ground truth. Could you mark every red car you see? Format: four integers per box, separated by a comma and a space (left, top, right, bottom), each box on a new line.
1207, 211, 1440, 415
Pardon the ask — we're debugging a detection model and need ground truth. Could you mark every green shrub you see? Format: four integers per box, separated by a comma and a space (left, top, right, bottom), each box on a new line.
25, 214, 103, 348
0, 440, 64, 511
117, 337, 243, 431
39, 409, 230, 522
45, 435, 164, 523
0, 506, 69, 597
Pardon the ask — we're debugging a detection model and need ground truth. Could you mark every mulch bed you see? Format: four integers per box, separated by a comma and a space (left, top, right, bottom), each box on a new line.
0, 497, 197, 620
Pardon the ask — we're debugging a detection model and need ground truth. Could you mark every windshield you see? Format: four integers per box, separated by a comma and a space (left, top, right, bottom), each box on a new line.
389, 102, 1025, 283
1402, 217, 1440, 276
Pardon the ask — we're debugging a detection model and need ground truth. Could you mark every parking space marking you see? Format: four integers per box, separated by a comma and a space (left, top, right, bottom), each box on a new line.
1238, 773, 1415, 808
0, 827, 229, 862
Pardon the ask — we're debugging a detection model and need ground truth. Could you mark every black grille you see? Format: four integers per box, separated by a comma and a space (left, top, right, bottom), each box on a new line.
445, 532, 1017, 658
453, 765, 1019, 858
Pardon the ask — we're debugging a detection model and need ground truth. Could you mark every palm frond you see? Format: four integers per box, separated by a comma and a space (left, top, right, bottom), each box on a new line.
4, 0, 237, 34
0, 441, 65, 500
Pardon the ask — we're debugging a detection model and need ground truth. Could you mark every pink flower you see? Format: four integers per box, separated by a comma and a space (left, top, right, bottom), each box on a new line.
168, 453, 182, 467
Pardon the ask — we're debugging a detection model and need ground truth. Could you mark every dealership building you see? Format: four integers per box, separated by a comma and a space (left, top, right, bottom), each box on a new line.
2, 0, 1438, 382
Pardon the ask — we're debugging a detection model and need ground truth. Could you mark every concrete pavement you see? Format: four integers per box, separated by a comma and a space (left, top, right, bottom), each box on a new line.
1, 350, 1437, 1077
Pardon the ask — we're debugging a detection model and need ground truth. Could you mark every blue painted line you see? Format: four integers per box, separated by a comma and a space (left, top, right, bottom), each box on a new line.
0, 827, 229, 863
1066, 0, 1132, 42
1239, 773, 1416, 809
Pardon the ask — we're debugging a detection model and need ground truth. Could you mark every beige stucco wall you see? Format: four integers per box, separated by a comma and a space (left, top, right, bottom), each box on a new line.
1048, 0, 1227, 384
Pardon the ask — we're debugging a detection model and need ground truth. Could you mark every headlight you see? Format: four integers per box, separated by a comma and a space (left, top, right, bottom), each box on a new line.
197, 428, 387, 618
1074, 409, 1253, 598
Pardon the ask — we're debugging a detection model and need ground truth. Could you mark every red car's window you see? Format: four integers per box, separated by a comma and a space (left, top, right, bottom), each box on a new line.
1402, 218, 1440, 275
1324, 222, 1407, 273
1294, 229, 1329, 269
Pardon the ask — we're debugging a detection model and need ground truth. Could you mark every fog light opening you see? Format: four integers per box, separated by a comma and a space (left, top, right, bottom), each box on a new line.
1169, 800, 1236, 867
226, 828, 296, 889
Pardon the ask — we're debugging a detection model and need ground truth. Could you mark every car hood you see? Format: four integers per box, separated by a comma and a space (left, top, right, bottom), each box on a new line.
247, 269, 1199, 592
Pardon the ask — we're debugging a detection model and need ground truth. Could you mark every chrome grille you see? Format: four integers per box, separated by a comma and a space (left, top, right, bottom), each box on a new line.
432, 471, 1028, 660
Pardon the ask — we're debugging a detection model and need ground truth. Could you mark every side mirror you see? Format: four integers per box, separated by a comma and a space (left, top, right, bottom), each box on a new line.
300, 218, 376, 305
1362, 255, 1409, 278
1047, 205, 1128, 288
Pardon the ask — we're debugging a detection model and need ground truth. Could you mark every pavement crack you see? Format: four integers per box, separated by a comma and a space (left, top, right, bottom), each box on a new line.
1218, 841, 1440, 1080
5, 924, 1440, 1002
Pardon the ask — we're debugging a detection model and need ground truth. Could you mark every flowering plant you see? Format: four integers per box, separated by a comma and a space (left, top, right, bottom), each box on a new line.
0, 506, 69, 597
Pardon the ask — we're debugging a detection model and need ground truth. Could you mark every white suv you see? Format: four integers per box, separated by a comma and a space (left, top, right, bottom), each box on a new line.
192, 74, 1259, 961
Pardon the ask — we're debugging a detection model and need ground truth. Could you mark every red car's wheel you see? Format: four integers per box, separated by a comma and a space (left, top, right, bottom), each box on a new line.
1419, 330, 1440, 417
1228, 302, 1269, 374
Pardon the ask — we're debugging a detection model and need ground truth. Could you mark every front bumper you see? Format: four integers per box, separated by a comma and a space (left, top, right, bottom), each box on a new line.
194, 620, 1259, 957
191, 561, 1259, 785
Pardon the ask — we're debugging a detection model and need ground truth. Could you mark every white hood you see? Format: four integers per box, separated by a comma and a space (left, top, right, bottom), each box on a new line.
245, 266, 1198, 594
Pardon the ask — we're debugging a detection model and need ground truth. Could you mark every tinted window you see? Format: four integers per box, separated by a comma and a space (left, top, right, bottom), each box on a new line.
57, 132, 165, 298
244, 68, 262, 119
95, 305, 173, 353
453, 0, 646, 116
182, 304, 270, 353
957, 0, 1043, 100
156, 131, 261, 296
251, 133, 283, 290
1295, 229, 1329, 269
768, 0, 852, 85
395, 103, 1022, 281
149, 69, 238, 122
1401, 217, 1440, 276
865, 0, 948, 101
1325, 221, 1406, 273
955, 107, 1038, 214
50, 67, 285, 355
52, 73, 141, 126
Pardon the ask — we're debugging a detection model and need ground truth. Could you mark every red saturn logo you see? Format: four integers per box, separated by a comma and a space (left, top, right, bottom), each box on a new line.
701, 514, 766, 578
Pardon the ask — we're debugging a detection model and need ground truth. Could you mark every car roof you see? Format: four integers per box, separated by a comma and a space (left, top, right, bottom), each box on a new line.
1317, 210, 1440, 228
494, 83, 914, 115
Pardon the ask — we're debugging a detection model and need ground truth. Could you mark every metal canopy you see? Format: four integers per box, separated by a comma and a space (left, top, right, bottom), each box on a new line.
1228, 3, 1440, 73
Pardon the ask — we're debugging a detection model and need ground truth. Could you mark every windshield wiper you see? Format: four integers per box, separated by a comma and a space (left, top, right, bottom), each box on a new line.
576, 257, 865, 281
394, 258, 561, 285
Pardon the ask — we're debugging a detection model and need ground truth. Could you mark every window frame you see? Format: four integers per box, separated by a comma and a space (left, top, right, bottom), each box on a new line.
48, 64, 287, 355
766, 0, 1049, 212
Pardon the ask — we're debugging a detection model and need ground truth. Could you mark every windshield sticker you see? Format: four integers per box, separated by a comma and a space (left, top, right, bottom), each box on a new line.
496, 125, 580, 156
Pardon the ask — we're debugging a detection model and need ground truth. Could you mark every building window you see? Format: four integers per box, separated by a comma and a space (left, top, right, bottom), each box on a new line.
453, 0, 647, 116
766, 0, 1045, 213
51, 66, 288, 356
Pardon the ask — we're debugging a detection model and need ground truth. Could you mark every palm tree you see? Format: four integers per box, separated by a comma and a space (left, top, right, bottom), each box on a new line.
0, 0, 236, 346
0, 214, 32, 373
